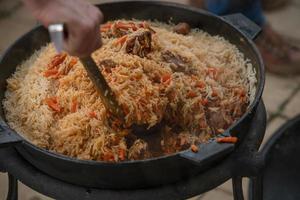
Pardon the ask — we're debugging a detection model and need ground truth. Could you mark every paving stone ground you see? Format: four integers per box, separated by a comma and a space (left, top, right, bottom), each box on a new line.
0, 0, 300, 199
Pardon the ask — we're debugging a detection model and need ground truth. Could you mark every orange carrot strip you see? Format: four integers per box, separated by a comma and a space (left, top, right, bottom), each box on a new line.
196, 81, 206, 89
44, 69, 59, 77
103, 152, 115, 162
70, 99, 77, 113
89, 111, 97, 119
69, 57, 78, 68
217, 137, 238, 143
116, 22, 137, 30
101, 23, 112, 29
118, 149, 126, 161
45, 97, 62, 112
48, 53, 67, 69
187, 91, 197, 98
211, 89, 218, 97
100, 23, 113, 33
100, 27, 110, 32
191, 144, 199, 153
161, 74, 171, 83
114, 35, 128, 46
200, 98, 208, 106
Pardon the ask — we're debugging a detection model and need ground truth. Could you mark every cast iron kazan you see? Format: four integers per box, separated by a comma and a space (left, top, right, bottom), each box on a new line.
0, 1, 264, 189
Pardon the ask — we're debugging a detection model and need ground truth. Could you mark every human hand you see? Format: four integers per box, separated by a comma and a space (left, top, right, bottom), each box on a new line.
23, 0, 103, 57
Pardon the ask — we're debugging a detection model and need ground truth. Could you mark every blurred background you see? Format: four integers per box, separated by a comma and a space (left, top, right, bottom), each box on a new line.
0, 0, 299, 199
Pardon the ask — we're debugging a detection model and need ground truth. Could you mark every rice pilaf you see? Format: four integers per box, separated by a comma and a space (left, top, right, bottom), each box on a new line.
3, 20, 256, 161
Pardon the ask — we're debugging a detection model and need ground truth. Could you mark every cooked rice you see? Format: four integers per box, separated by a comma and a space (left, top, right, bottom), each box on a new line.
3, 20, 256, 161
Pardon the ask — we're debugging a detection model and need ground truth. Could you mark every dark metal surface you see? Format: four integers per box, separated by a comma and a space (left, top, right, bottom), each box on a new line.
249, 114, 300, 200
0, 1, 265, 189
222, 13, 261, 40
7, 174, 18, 200
0, 101, 266, 200
232, 177, 244, 200
0, 124, 22, 148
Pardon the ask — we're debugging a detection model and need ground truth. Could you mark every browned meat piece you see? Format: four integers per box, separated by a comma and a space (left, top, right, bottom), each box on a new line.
161, 50, 191, 73
99, 59, 117, 73
125, 30, 152, 58
173, 22, 191, 35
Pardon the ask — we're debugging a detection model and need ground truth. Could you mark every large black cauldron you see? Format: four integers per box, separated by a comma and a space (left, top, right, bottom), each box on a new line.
0, 1, 264, 189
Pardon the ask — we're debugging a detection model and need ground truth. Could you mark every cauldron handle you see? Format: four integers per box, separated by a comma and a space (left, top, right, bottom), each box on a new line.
0, 121, 22, 148
232, 175, 263, 200
230, 102, 266, 200
7, 173, 18, 200
232, 177, 244, 200
222, 13, 261, 40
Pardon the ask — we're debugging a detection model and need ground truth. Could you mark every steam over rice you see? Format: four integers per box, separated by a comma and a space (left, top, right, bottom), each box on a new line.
3, 20, 256, 161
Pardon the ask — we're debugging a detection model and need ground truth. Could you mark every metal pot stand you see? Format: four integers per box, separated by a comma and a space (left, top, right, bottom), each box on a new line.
248, 114, 300, 200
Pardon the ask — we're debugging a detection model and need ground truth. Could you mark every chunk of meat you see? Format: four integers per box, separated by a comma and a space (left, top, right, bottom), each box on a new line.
125, 30, 152, 58
161, 50, 191, 73
99, 59, 117, 73
173, 22, 190, 35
